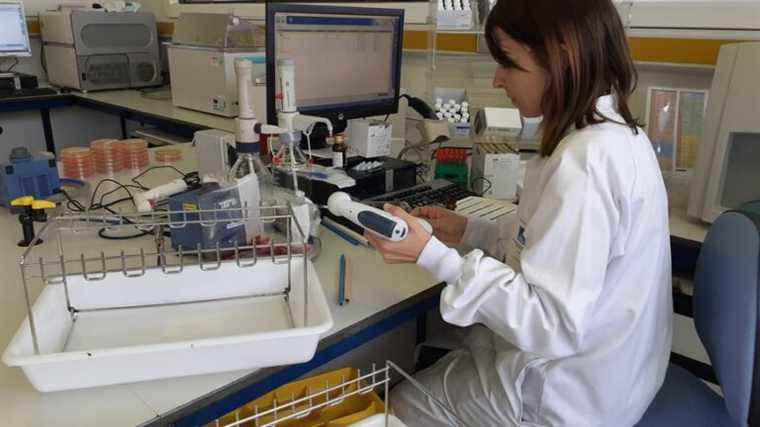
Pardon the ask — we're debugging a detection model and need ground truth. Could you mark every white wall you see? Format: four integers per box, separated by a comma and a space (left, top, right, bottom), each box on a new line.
135, 0, 169, 22
21, 0, 167, 21
160, 1, 432, 24
618, 1, 760, 39
21, 0, 89, 16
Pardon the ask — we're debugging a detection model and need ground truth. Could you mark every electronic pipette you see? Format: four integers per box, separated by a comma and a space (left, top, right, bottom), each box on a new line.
327, 192, 433, 242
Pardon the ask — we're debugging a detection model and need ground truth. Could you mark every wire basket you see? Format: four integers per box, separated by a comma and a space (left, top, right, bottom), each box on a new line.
3, 205, 333, 392
211, 361, 467, 427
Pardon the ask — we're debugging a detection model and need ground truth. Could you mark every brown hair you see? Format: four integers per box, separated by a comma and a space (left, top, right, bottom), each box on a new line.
485, 0, 641, 157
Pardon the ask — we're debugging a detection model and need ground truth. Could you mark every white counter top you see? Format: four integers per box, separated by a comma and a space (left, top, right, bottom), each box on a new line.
75, 90, 236, 133
0, 146, 435, 426
669, 208, 709, 243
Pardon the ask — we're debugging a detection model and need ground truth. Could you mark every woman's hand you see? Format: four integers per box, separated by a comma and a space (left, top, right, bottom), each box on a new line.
365, 204, 431, 264
410, 206, 468, 244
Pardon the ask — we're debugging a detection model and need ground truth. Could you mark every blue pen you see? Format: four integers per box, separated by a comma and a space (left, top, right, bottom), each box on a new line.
322, 220, 360, 246
303, 171, 329, 179
338, 254, 346, 306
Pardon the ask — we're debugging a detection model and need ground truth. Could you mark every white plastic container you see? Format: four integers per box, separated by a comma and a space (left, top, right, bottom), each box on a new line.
2, 259, 332, 392
433, 87, 471, 138
349, 414, 407, 427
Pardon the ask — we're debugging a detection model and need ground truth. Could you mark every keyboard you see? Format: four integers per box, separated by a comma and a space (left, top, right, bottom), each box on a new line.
362, 179, 476, 210
0, 87, 58, 99
321, 180, 475, 238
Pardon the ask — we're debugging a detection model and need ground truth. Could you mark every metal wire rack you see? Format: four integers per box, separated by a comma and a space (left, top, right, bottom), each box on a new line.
17, 204, 311, 356
212, 361, 467, 427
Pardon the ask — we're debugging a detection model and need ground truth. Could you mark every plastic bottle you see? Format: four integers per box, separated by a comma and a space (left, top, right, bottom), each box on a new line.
230, 58, 278, 239
332, 134, 348, 168
287, 190, 319, 243
229, 149, 276, 239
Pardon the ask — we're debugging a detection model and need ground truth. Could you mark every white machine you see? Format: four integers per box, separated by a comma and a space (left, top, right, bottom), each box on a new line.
194, 129, 235, 179
168, 13, 266, 117
471, 142, 520, 200
327, 192, 432, 242
346, 119, 393, 158
40, 9, 162, 91
473, 107, 523, 139
168, 48, 266, 117
688, 42, 760, 223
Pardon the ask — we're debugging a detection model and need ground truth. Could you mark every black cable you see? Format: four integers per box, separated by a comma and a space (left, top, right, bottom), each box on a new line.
62, 179, 156, 240
59, 188, 87, 212
131, 165, 190, 189
471, 176, 493, 196
2, 58, 19, 73
97, 196, 136, 211
60, 178, 178, 242
89, 178, 137, 209
98, 228, 151, 240
38, 12, 47, 75
400, 94, 437, 120
97, 184, 143, 208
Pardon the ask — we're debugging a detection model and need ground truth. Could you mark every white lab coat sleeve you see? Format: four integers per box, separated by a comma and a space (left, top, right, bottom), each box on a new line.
461, 213, 518, 260
418, 236, 466, 284
423, 148, 620, 358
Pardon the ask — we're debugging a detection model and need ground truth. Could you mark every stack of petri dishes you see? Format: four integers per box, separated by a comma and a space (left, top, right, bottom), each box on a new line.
90, 138, 122, 175
60, 147, 96, 180
154, 147, 183, 163
118, 139, 149, 170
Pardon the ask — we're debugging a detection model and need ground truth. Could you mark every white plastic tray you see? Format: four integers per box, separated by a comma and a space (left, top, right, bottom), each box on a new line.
2, 259, 332, 392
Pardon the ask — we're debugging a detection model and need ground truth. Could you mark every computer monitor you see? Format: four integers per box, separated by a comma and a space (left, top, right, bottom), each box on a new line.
0, 1, 31, 58
265, 4, 404, 132
687, 42, 760, 223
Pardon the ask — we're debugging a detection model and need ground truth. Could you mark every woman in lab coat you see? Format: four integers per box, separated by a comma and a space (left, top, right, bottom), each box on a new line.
366, 0, 673, 425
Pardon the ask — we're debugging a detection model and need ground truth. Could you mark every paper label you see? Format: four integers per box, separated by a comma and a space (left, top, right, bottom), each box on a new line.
333, 152, 344, 168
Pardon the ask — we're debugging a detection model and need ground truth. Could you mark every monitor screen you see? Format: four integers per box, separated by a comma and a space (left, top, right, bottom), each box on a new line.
718, 132, 760, 209
0, 1, 31, 58
266, 4, 403, 128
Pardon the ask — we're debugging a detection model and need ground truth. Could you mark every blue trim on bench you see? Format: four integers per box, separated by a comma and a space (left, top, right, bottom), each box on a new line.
173, 295, 439, 427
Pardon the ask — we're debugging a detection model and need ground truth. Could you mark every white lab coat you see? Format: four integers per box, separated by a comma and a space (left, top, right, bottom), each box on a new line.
395, 95, 672, 426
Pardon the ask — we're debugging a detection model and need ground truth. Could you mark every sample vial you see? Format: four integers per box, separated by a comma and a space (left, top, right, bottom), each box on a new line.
332, 134, 348, 168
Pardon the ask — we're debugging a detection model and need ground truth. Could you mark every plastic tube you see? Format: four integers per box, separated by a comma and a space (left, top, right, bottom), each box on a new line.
278, 59, 297, 114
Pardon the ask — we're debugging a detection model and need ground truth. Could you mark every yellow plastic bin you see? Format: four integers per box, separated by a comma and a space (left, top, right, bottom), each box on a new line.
210, 367, 385, 427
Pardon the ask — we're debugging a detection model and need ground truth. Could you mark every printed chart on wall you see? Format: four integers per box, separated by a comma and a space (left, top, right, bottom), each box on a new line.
646, 87, 708, 173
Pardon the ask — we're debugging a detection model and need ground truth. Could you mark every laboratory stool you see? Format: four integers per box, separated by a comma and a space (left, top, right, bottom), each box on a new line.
636, 207, 760, 427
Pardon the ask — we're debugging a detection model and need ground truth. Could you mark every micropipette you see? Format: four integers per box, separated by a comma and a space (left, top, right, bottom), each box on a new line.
327, 192, 433, 242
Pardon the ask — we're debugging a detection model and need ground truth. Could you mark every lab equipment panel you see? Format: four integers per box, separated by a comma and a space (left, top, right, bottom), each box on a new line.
40, 10, 162, 91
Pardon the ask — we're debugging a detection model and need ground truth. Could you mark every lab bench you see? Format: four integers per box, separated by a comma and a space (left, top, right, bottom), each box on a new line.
0, 142, 439, 426
0, 88, 710, 426
0, 220, 439, 426
0, 89, 235, 153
